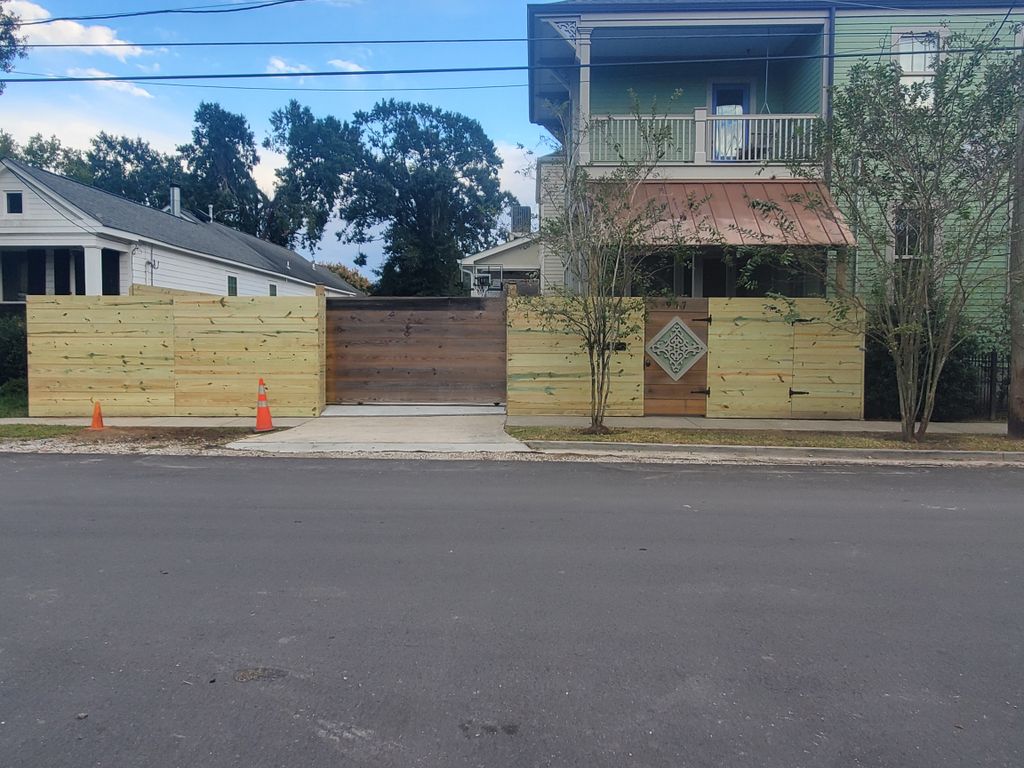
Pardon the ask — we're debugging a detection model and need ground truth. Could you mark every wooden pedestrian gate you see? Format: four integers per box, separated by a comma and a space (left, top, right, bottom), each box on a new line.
644, 299, 711, 416
326, 297, 507, 405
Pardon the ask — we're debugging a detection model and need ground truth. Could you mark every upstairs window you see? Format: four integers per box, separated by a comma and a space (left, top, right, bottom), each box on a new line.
895, 31, 939, 89
227, 275, 238, 296
893, 207, 927, 259
6, 192, 23, 214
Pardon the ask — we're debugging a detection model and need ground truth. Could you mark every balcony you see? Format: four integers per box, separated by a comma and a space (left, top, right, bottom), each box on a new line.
589, 111, 820, 166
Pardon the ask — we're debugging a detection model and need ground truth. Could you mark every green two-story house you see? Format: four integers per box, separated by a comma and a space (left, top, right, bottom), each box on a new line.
527, 0, 1020, 314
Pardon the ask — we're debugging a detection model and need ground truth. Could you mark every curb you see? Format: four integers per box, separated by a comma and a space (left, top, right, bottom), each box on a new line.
525, 441, 1024, 465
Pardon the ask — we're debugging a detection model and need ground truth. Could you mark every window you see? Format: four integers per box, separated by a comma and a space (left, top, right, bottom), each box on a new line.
6, 192, 23, 214
894, 207, 927, 258
269, 283, 277, 296
227, 275, 238, 296
894, 31, 939, 89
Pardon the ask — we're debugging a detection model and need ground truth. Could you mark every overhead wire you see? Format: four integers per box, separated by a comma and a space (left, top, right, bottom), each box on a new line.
6, 44, 1023, 88
16, 0, 314, 26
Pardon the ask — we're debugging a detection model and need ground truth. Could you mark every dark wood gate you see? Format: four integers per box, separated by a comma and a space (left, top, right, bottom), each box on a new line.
326, 297, 507, 405
644, 299, 711, 416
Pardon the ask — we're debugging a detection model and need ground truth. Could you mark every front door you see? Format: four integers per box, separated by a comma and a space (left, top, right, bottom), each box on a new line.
711, 84, 750, 161
643, 299, 710, 416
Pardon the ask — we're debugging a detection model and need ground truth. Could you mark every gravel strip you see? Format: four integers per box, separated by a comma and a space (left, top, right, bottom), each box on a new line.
2, 437, 1021, 467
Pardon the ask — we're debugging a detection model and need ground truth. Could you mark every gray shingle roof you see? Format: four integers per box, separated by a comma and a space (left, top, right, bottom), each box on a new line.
4, 158, 359, 295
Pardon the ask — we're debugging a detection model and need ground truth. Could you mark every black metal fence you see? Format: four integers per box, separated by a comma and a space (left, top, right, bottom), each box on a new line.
966, 351, 1010, 421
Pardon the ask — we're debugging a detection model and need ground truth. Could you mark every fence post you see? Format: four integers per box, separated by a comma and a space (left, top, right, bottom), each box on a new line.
989, 349, 999, 422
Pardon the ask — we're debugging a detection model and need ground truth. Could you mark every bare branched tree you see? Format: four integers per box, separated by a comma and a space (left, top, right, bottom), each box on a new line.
752, 31, 1022, 441
535, 103, 722, 432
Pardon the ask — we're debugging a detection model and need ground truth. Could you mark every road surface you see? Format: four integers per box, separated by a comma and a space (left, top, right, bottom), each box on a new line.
1, 455, 1022, 767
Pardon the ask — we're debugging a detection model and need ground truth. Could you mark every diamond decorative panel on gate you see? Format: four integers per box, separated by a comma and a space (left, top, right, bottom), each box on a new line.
646, 316, 708, 381
643, 299, 710, 416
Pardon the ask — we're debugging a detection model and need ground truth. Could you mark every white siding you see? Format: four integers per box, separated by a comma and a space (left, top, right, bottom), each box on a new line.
130, 242, 326, 297
0, 167, 95, 236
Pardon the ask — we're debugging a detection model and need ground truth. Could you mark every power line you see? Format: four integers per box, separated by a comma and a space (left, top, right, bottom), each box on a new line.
19, 27, 1010, 51
6, 44, 1022, 87
11, 70, 529, 94
17, 0, 312, 27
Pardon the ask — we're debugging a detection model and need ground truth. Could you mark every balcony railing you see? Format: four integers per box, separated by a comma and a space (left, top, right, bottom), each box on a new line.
589, 110, 820, 165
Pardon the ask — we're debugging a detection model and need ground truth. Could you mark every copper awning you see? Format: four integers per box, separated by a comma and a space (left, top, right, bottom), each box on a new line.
634, 181, 855, 248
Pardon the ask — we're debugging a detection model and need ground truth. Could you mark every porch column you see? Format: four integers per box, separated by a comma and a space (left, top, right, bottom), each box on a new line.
68, 254, 77, 295
577, 27, 592, 164
83, 246, 103, 296
694, 108, 709, 165
45, 249, 55, 295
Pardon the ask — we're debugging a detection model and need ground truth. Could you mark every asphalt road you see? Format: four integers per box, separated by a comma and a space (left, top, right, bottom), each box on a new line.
1, 455, 1022, 768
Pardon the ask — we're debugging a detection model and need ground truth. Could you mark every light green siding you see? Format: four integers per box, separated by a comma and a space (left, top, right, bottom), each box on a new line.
591, 33, 824, 117
832, 9, 1022, 328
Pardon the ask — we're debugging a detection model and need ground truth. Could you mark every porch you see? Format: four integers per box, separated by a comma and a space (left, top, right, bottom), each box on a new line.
0, 245, 129, 303
589, 112, 819, 165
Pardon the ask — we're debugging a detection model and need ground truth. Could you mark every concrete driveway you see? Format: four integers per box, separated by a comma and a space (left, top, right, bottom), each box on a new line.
229, 405, 530, 454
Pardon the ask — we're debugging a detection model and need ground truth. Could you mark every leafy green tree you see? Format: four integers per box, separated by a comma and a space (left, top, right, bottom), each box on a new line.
264, 100, 360, 250
0, 0, 26, 95
340, 100, 514, 296
179, 102, 264, 234
19, 134, 91, 181
0, 129, 17, 157
322, 262, 374, 294
87, 133, 179, 208
776, 31, 1023, 441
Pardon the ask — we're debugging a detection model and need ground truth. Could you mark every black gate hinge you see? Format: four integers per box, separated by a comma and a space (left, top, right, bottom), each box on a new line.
691, 387, 711, 396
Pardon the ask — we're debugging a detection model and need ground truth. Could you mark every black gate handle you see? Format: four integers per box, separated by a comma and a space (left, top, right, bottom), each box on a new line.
789, 388, 810, 397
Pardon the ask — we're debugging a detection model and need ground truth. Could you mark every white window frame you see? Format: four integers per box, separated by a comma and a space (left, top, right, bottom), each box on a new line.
4, 190, 24, 215
269, 283, 277, 296
891, 28, 945, 88
227, 274, 238, 296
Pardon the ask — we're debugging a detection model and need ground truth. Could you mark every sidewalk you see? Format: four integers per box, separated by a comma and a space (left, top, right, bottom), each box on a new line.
506, 415, 1009, 435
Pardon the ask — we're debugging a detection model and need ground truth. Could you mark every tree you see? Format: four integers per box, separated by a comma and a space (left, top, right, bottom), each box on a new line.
179, 103, 264, 234
340, 100, 514, 296
536, 105, 715, 433
263, 100, 360, 250
0, 129, 17, 157
0, 0, 26, 96
322, 262, 374, 294
16, 134, 91, 181
87, 133, 179, 208
776, 32, 1022, 441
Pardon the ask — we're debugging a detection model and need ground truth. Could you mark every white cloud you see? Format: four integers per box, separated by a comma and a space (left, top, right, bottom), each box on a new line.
266, 56, 311, 75
9, 1, 144, 61
495, 141, 537, 211
67, 68, 153, 99
328, 59, 366, 73
254, 148, 287, 197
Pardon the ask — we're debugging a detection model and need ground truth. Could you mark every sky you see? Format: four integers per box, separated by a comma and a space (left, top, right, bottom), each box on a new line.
1, 0, 562, 272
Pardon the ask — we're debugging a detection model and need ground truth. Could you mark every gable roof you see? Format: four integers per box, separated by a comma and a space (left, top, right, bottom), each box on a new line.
2, 157, 359, 295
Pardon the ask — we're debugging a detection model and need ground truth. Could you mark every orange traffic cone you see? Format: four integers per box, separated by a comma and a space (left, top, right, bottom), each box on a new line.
255, 379, 274, 432
89, 402, 105, 431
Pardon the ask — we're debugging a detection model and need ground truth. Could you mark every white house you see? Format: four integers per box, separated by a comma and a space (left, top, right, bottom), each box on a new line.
0, 158, 360, 301
459, 235, 541, 297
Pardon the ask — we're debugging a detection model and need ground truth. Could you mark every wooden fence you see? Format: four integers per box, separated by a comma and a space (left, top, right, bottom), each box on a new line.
27, 293, 325, 417
506, 297, 644, 417
706, 298, 865, 419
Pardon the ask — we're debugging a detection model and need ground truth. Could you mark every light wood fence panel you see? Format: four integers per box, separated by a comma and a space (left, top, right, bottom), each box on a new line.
507, 297, 644, 416
707, 298, 864, 419
27, 296, 176, 416
27, 295, 324, 417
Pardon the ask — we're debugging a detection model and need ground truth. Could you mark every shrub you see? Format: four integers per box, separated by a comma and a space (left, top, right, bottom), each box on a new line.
864, 333, 989, 422
0, 315, 27, 385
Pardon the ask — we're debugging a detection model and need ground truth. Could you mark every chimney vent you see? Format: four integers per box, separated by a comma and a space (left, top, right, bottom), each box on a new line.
170, 185, 182, 217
